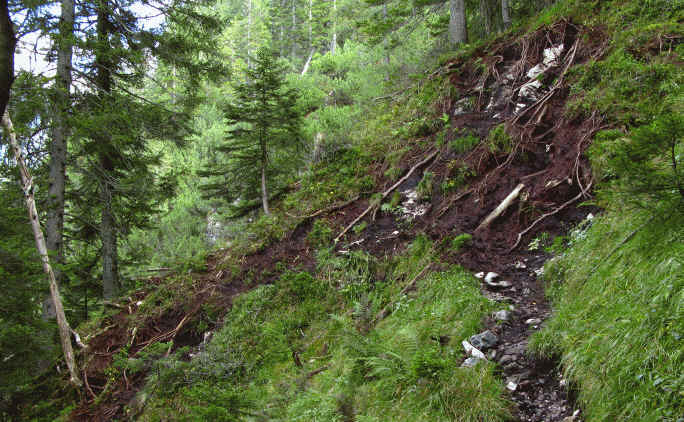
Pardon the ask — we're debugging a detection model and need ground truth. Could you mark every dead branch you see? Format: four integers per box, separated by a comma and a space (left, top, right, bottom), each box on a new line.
475, 183, 526, 232
334, 150, 438, 243
509, 180, 593, 251
305, 364, 330, 379
286, 196, 359, 219
435, 189, 473, 218
372, 263, 432, 325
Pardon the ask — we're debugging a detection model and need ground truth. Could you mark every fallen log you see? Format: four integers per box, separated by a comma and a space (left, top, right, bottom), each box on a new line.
334, 150, 438, 243
475, 183, 525, 232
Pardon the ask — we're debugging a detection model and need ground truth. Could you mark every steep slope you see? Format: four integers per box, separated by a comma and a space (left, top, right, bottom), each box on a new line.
18, 2, 682, 420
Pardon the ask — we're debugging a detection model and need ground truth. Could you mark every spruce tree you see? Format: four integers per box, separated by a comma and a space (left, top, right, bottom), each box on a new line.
201, 47, 302, 216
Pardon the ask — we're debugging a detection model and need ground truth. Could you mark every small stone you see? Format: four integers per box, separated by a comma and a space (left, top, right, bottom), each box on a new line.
470, 330, 499, 351
525, 318, 543, 325
485, 278, 513, 289
484, 272, 499, 283
462, 340, 486, 359
506, 380, 518, 391
514, 261, 527, 269
494, 310, 511, 321
461, 357, 484, 368
498, 354, 515, 365
475, 272, 485, 279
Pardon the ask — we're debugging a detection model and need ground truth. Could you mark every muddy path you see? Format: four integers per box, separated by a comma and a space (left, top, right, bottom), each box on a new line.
71, 20, 608, 421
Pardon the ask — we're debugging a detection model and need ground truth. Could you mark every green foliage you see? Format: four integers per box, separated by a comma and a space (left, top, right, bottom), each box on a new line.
590, 114, 684, 209
416, 171, 434, 200
530, 210, 684, 421
0, 182, 53, 415
442, 163, 475, 193
449, 233, 473, 253
449, 133, 480, 153
200, 47, 303, 216
487, 124, 513, 153
308, 219, 333, 249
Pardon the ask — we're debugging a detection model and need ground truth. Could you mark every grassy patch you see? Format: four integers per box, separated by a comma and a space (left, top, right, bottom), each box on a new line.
530, 209, 684, 421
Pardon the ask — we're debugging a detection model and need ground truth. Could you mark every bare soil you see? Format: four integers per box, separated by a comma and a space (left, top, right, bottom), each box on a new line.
70, 20, 608, 421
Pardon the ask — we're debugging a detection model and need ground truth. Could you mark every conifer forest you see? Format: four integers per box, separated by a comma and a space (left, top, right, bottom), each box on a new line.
0, 0, 682, 420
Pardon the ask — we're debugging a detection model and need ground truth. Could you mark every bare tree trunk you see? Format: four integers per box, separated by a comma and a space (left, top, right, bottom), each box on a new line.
260, 160, 270, 215
0, 0, 15, 116
501, 0, 511, 29
291, 0, 297, 61
100, 180, 118, 300
449, 0, 467, 45
246, 0, 252, 69
383, 3, 390, 81
301, 48, 315, 75
308, 0, 312, 49
330, 0, 337, 54
279, 0, 285, 57
480, 0, 492, 35
3, 110, 82, 387
45, 0, 75, 318
96, 4, 119, 300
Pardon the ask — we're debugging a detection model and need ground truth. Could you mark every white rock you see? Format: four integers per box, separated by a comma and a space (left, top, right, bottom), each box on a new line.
519, 80, 543, 101
484, 272, 499, 283
475, 272, 485, 279
543, 44, 564, 66
461, 357, 484, 368
527, 63, 546, 79
462, 340, 474, 354
494, 310, 512, 321
485, 279, 512, 290
471, 347, 486, 360
136, 301, 143, 306
506, 381, 518, 391
525, 318, 543, 325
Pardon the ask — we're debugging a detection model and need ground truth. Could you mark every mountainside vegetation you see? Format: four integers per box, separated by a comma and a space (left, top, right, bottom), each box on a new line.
0, 0, 682, 421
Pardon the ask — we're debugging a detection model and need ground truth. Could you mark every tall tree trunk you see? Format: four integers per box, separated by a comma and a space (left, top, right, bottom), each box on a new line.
45, 0, 75, 318
501, 0, 511, 29
291, 0, 296, 61
246, 0, 252, 69
0, 0, 14, 116
383, 3, 389, 81
3, 110, 82, 387
308, 0, 312, 50
279, 0, 285, 57
480, 0, 492, 35
96, 3, 119, 300
260, 141, 270, 215
449, 0, 467, 45
330, 0, 336, 54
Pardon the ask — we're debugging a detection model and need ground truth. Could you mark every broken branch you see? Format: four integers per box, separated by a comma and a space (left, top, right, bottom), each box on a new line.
475, 183, 526, 232
509, 181, 592, 251
335, 150, 438, 243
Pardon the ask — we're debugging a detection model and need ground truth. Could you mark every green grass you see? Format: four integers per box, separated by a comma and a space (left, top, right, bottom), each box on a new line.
137, 237, 511, 421
530, 208, 684, 421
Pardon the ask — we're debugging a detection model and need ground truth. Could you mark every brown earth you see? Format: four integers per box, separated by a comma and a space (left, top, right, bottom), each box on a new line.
69, 20, 608, 421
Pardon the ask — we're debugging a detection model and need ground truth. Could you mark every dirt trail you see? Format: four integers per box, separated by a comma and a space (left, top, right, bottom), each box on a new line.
71, 20, 608, 421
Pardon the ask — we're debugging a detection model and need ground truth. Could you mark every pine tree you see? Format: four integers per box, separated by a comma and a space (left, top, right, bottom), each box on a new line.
201, 47, 302, 216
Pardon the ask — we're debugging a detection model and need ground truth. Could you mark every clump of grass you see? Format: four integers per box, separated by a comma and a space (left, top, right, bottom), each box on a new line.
417, 171, 434, 200
530, 209, 684, 421
486, 124, 513, 153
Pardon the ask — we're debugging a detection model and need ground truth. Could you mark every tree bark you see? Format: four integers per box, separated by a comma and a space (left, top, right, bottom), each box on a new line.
449, 0, 467, 45
330, 0, 337, 54
480, 0, 492, 35
501, 0, 511, 29
45, 0, 75, 318
3, 110, 82, 387
96, 3, 119, 300
0, 0, 15, 116
261, 160, 270, 215
246, 0, 252, 69
291, 0, 297, 61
